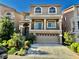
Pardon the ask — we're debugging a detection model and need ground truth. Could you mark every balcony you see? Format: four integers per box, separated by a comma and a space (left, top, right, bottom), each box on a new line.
30, 15, 61, 19
29, 30, 62, 34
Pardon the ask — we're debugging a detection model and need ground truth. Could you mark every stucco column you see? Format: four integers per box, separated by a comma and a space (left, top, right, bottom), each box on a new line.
0, 7, 2, 18
19, 25, 24, 35
73, 6, 78, 32
59, 17, 62, 30
59, 16, 62, 44
29, 20, 31, 31
59, 34, 62, 44
44, 19, 46, 30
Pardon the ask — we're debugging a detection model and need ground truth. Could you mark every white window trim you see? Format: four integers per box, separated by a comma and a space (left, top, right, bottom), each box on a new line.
47, 20, 56, 28
48, 7, 57, 14
4, 12, 15, 19
5, 12, 12, 16
34, 7, 42, 14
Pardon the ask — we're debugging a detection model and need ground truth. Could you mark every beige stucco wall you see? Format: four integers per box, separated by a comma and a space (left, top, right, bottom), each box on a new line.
0, 4, 24, 31
62, 11, 74, 33
30, 5, 61, 15
63, 5, 79, 37
0, 5, 15, 17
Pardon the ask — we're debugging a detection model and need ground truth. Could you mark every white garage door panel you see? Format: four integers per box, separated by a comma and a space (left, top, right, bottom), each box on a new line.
36, 35, 59, 44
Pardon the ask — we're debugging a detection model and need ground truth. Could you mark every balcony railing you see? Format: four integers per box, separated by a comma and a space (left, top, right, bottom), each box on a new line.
29, 30, 62, 34
31, 24, 60, 30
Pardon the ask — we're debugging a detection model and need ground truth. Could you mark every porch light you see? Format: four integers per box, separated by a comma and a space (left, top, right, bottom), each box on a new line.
59, 19, 62, 22
25, 18, 30, 20
59, 34, 62, 37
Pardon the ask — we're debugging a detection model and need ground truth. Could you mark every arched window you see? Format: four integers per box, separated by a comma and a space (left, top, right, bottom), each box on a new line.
5, 12, 12, 17
49, 7, 56, 14
35, 7, 42, 14
6, 13, 11, 15
5, 12, 15, 19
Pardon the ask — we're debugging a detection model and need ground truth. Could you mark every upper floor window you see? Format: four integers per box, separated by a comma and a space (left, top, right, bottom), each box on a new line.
6, 12, 11, 17
48, 7, 57, 14
5, 12, 15, 19
34, 7, 42, 14
6, 13, 11, 15
5, 12, 12, 19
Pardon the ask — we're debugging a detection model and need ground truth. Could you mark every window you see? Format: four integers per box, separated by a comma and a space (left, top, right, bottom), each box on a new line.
34, 21, 43, 30
78, 21, 79, 29
5, 12, 15, 19
5, 12, 12, 18
77, 8, 79, 15
34, 7, 42, 14
47, 21, 56, 28
6, 12, 11, 17
72, 21, 75, 32
48, 7, 56, 14
6, 13, 11, 15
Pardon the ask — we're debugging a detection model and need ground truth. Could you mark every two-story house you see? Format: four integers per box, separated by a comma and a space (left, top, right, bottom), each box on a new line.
62, 4, 79, 42
19, 4, 62, 44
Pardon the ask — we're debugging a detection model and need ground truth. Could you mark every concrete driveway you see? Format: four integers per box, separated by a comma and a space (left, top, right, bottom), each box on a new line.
8, 44, 79, 59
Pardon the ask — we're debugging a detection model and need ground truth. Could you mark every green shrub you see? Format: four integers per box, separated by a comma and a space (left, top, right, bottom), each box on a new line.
70, 43, 79, 52
24, 41, 30, 46
26, 34, 36, 44
77, 46, 79, 53
18, 36, 26, 48
64, 32, 76, 45
11, 33, 21, 41
8, 47, 17, 54
0, 43, 3, 48
10, 33, 26, 48
17, 48, 26, 56
0, 17, 14, 40
2, 40, 7, 46
0, 38, 2, 43
7, 39, 15, 47
24, 41, 30, 49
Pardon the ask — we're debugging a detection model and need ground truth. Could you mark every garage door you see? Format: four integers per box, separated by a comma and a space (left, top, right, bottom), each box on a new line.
36, 33, 60, 44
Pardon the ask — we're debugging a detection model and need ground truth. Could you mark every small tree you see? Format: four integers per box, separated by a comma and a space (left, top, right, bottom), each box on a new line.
64, 32, 76, 45
8, 33, 25, 48
0, 17, 14, 40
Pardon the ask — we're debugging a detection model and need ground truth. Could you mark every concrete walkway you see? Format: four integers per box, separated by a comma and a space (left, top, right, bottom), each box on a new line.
8, 44, 79, 59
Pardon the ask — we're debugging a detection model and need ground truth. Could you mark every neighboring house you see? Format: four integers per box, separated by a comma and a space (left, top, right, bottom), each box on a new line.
62, 4, 79, 42
19, 4, 62, 44
0, 3, 24, 31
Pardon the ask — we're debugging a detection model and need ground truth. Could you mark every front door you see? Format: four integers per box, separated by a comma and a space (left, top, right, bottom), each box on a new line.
22, 23, 29, 37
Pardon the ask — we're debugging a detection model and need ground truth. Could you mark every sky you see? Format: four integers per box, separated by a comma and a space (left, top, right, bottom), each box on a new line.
0, 0, 79, 12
